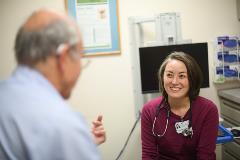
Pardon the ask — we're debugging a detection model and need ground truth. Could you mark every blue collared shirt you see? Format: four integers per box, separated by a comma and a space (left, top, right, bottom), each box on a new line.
0, 66, 101, 160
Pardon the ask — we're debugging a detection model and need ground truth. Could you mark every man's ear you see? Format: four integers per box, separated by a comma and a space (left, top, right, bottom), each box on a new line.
56, 44, 67, 55
56, 44, 70, 72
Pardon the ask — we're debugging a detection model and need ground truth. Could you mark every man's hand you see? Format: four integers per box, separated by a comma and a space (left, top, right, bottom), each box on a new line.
91, 115, 106, 145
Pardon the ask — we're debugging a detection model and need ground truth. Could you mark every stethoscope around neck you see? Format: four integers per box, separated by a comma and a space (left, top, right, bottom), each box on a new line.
152, 98, 193, 138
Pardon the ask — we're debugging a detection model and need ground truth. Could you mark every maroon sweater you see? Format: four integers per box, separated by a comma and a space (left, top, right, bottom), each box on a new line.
141, 96, 219, 160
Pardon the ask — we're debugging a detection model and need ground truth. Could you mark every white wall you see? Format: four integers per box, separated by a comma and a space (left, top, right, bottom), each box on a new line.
0, 0, 240, 160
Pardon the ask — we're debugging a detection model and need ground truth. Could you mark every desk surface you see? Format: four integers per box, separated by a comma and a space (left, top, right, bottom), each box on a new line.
218, 88, 240, 104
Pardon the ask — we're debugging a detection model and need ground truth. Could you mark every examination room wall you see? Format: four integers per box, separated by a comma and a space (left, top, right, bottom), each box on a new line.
0, 0, 240, 160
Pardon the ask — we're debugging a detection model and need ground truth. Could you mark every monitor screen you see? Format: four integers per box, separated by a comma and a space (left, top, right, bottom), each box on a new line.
139, 42, 209, 94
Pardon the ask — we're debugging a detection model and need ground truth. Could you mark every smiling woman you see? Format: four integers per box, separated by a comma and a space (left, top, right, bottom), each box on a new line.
139, 43, 209, 94
141, 52, 219, 160
162, 59, 190, 101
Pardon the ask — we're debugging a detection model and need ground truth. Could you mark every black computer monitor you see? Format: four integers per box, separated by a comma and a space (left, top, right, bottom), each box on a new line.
139, 42, 209, 94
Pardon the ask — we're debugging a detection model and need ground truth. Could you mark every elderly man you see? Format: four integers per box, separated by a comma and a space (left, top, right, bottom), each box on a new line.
0, 8, 105, 160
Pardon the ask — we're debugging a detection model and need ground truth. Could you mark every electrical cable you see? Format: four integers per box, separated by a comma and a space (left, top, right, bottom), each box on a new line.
115, 111, 141, 160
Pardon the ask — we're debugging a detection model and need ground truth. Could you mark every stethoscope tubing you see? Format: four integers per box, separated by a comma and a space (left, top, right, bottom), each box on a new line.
152, 99, 170, 137
152, 98, 193, 138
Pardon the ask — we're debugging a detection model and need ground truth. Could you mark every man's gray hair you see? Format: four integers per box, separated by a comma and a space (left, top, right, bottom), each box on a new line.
15, 20, 79, 65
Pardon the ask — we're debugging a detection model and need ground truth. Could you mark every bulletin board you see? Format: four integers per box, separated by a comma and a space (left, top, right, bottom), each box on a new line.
65, 0, 121, 57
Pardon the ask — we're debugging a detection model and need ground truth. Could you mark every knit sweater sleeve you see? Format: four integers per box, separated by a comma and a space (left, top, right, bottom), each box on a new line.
141, 98, 161, 160
196, 100, 219, 160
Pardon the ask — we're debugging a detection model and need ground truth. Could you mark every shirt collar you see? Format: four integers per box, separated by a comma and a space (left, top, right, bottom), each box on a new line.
12, 65, 62, 99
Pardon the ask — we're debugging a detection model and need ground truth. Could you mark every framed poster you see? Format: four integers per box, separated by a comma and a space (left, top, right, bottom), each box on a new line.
65, 0, 121, 56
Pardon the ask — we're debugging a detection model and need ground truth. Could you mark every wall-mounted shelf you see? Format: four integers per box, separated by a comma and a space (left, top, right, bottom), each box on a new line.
213, 36, 240, 83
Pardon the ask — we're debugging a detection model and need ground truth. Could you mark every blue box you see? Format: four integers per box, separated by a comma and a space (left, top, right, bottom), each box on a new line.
216, 124, 234, 144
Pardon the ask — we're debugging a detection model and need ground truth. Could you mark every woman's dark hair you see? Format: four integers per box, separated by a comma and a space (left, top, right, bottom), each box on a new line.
158, 51, 203, 101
